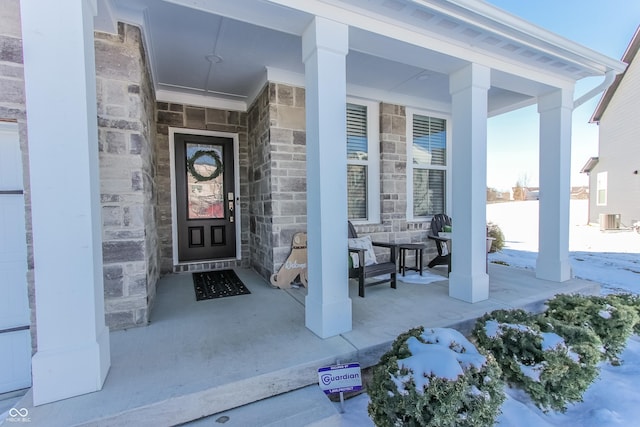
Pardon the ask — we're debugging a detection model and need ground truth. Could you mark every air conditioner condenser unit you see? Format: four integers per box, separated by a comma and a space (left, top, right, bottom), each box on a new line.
599, 213, 621, 231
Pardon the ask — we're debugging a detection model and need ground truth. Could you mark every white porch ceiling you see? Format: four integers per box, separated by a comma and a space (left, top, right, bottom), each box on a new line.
103, 0, 623, 113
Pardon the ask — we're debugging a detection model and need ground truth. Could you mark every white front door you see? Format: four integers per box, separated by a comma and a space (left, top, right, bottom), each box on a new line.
0, 122, 31, 394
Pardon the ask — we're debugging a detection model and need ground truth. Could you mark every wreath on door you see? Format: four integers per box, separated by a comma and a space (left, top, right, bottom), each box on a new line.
186, 149, 223, 182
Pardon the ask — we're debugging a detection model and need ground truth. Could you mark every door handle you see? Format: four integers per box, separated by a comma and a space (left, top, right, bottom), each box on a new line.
227, 192, 234, 222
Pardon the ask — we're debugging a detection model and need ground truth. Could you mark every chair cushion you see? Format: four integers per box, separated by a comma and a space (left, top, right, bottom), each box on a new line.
439, 241, 450, 256
348, 235, 378, 268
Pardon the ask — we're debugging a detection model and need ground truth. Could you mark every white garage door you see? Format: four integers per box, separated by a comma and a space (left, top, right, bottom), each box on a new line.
0, 121, 31, 394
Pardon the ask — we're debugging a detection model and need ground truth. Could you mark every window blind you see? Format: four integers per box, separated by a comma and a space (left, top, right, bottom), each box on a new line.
347, 103, 368, 160
347, 164, 367, 219
413, 114, 446, 166
413, 169, 445, 217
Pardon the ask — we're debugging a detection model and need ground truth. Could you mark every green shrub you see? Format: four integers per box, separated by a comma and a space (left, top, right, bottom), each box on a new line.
368, 327, 505, 427
608, 293, 640, 334
545, 294, 638, 363
472, 309, 601, 412
487, 223, 505, 253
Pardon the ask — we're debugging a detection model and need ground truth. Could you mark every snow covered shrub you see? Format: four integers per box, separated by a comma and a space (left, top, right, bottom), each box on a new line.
486, 222, 504, 253
608, 293, 640, 334
473, 309, 601, 412
368, 327, 505, 427
545, 294, 638, 363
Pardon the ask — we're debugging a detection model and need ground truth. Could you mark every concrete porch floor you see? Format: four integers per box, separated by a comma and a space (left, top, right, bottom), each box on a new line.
11, 265, 599, 426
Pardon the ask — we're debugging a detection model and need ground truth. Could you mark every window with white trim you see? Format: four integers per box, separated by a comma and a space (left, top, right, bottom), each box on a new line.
346, 101, 379, 222
407, 112, 448, 219
596, 171, 607, 206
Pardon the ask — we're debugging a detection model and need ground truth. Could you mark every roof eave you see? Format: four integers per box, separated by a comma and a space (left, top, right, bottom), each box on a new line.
580, 157, 599, 174
590, 25, 640, 123
438, 0, 627, 76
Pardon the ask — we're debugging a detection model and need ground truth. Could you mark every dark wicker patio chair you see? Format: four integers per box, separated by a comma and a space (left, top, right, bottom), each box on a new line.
348, 221, 398, 297
427, 214, 452, 276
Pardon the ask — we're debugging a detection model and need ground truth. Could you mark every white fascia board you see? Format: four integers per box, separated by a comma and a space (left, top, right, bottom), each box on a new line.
267, 0, 577, 88
156, 89, 247, 112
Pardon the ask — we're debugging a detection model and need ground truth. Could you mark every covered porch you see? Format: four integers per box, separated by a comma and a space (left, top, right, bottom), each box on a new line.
12, 0, 627, 409
12, 265, 599, 426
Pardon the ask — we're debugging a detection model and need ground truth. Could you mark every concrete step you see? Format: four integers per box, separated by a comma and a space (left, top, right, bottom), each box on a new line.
182, 385, 341, 427
14, 353, 350, 427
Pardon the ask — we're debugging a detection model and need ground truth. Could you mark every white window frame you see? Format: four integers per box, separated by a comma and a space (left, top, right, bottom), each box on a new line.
346, 97, 380, 224
406, 108, 451, 221
596, 171, 608, 206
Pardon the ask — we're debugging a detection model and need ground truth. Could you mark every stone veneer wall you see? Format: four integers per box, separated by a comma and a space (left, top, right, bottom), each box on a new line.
246, 88, 438, 279
377, 104, 434, 252
247, 83, 308, 279
94, 23, 158, 330
0, 9, 162, 335
155, 102, 250, 274
344, 103, 435, 263
247, 85, 273, 278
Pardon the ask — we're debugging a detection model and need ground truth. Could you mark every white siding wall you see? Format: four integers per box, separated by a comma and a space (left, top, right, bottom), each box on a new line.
594, 55, 640, 226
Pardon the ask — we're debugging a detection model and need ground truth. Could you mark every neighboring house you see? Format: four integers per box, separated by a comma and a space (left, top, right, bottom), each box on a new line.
486, 188, 510, 202
0, 0, 624, 405
570, 186, 589, 200
586, 26, 640, 228
512, 186, 539, 201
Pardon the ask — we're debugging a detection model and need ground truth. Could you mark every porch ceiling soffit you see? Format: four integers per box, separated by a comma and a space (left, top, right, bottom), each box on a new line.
102, 0, 625, 115
104, 0, 536, 114
106, 0, 461, 112
108, 0, 308, 111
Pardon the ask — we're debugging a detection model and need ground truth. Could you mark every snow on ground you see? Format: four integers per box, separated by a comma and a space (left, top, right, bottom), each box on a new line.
397, 270, 444, 285
340, 200, 640, 426
487, 200, 640, 295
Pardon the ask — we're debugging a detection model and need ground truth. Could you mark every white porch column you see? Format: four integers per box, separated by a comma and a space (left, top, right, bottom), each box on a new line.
536, 89, 574, 282
448, 63, 490, 303
21, 0, 111, 404
302, 17, 352, 338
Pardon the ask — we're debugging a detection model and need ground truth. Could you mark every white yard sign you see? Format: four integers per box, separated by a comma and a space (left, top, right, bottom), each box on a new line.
318, 363, 362, 394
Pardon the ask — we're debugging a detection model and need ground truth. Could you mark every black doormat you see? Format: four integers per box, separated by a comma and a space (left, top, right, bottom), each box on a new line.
192, 270, 251, 301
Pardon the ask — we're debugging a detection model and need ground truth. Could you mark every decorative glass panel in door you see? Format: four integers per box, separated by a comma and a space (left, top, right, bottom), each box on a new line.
186, 143, 225, 219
